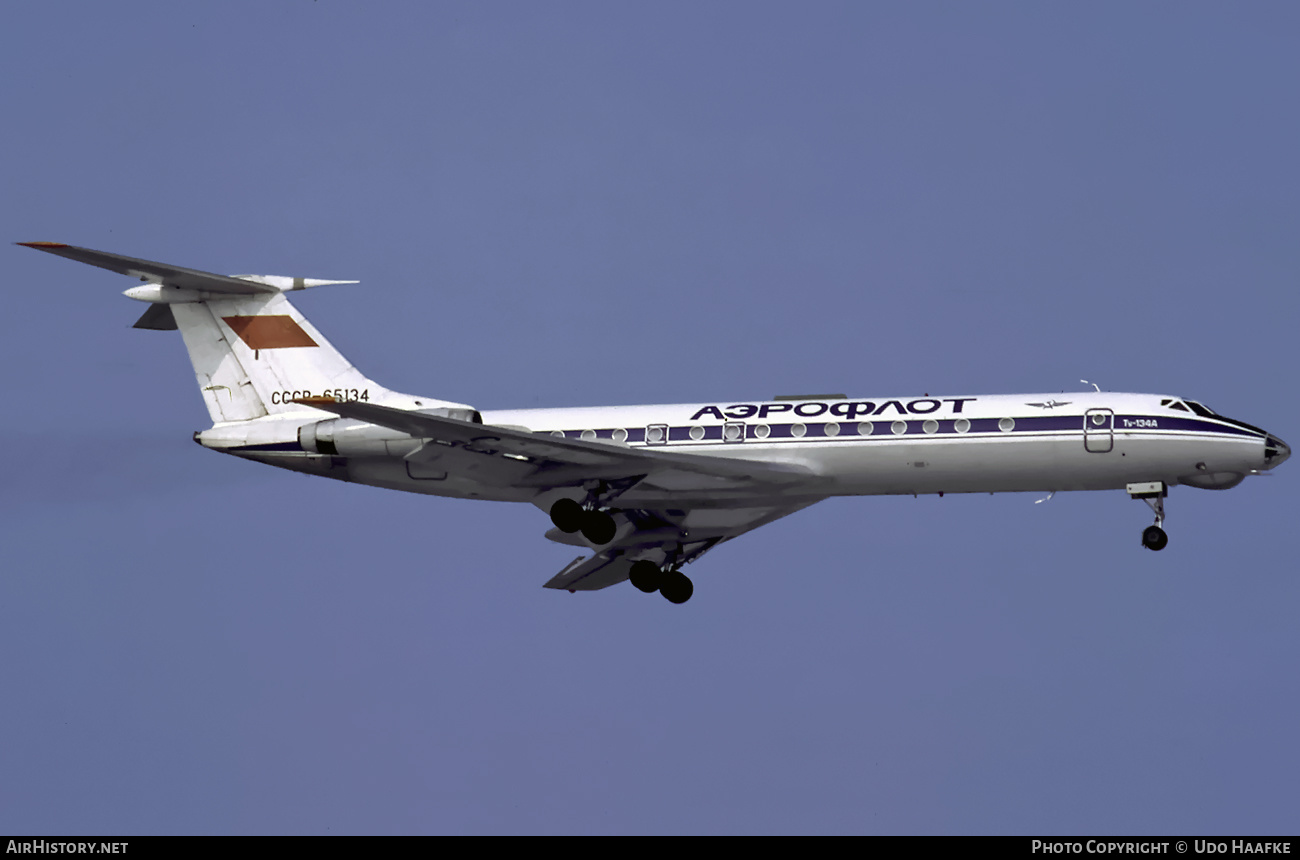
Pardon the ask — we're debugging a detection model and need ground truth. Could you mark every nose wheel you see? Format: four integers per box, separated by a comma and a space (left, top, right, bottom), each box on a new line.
1127, 482, 1169, 551
1142, 525, 1168, 551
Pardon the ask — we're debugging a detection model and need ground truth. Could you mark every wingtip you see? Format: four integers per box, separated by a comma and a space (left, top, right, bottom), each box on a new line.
17, 241, 69, 249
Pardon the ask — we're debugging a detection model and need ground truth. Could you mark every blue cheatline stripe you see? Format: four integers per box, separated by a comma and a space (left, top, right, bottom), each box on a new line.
230, 415, 1263, 455
1148, 415, 1261, 438
540, 415, 1263, 445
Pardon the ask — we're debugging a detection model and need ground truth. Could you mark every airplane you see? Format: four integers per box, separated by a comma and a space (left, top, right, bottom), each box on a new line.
20, 242, 1291, 604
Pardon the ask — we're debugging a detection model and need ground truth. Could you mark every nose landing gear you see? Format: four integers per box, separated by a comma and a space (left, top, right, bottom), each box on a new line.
1128, 482, 1169, 551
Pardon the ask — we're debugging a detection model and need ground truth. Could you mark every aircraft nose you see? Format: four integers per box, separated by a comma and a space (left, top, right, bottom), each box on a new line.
1265, 434, 1290, 468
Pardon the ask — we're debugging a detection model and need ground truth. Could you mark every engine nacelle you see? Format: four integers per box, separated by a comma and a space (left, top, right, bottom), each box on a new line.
299, 418, 415, 457
297, 408, 481, 457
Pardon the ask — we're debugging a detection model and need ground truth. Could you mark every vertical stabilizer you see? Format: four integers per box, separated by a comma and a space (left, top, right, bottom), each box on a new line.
171, 291, 390, 423
19, 243, 475, 426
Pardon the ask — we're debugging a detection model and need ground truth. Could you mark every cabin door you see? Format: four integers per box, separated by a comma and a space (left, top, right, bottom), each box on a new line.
1084, 408, 1114, 453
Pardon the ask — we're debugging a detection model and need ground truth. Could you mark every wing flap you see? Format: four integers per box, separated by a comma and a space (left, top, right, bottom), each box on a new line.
544, 553, 635, 591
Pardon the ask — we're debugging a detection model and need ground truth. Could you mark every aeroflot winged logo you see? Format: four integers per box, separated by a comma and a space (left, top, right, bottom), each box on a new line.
1025, 400, 1072, 410
222, 315, 318, 349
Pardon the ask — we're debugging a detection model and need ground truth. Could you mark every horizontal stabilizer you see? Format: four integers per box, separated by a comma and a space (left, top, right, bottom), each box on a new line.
132, 304, 178, 330
19, 243, 358, 298
19, 242, 279, 294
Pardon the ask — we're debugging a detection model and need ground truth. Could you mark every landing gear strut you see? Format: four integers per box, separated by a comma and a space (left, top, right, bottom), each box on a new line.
1128, 482, 1169, 551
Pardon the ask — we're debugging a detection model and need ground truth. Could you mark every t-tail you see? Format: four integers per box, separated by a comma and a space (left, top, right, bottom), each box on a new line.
18, 243, 473, 424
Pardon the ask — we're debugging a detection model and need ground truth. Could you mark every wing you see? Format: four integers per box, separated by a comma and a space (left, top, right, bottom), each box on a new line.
542, 500, 823, 591
294, 398, 825, 592
296, 397, 816, 494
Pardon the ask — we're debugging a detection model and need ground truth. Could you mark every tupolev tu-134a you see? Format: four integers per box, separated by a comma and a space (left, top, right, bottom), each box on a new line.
22, 242, 1290, 604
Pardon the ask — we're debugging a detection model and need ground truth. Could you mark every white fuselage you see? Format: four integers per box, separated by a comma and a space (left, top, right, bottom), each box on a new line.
209, 391, 1283, 509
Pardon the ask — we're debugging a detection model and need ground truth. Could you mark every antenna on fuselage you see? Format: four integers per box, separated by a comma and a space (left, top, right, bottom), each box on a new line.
1081, 379, 1101, 392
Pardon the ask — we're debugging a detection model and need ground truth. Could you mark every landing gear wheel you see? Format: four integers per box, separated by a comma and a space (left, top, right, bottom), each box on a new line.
580, 509, 618, 546
1142, 525, 1168, 551
549, 498, 585, 533
629, 560, 661, 593
659, 570, 694, 604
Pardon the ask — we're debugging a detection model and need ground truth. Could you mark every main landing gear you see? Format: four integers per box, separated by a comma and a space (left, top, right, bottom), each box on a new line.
549, 492, 696, 604
629, 560, 694, 604
549, 497, 618, 546
1128, 482, 1169, 551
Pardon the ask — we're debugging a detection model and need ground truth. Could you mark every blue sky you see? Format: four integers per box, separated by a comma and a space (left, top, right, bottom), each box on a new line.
2, 2, 1297, 834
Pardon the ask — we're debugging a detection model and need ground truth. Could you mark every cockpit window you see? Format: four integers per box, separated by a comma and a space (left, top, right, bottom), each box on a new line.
1185, 400, 1218, 418
1160, 398, 1190, 412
